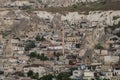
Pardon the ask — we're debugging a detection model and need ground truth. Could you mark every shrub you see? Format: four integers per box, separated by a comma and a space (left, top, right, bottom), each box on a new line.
25, 40, 36, 51
95, 43, 104, 49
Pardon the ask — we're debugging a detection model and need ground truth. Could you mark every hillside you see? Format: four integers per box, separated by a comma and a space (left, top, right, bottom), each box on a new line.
40, 0, 120, 14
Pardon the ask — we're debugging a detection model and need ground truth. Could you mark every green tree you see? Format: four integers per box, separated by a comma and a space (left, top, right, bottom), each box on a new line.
68, 67, 78, 75
72, 4, 77, 9
95, 43, 104, 49
40, 53, 49, 66
36, 53, 49, 61
39, 74, 53, 80
35, 35, 46, 42
18, 72, 25, 77
33, 73, 39, 79
56, 72, 72, 80
28, 52, 49, 61
95, 43, 104, 54
37, 0, 42, 3
110, 21, 120, 30
21, 5, 32, 10
53, 52, 61, 60
103, 78, 110, 80
27, 70, 34, 77
35, 35, 41, 41
25, 40, 36, 51
75, 43, 81, 48
115, 31, 120, 37
29, 52, 37, 58
41, 36, 46, 42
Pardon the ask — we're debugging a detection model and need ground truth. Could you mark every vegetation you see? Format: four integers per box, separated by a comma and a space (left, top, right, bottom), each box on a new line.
25, 40, 36, 51
68, 67, 78, 75
39, 53, 49, 61
39, 72, 72, 80
1, 30, 12, 38
9, 0, 120, 15
20, 5, 32, 10
27, 70, 34, 78
95, 43, 104, 50
110, 22, 120, 37
115, 31, 120, 37
27, 70, 72, 80
17, 72, 25, 77
103, 78, 110, 80
39, 74, 53, 80
39, 0, 120, 14
33, 73, 39, 79
110, 21, 120, 30
27, 70, 39, 79
37, 0, 42, 3
29, 52, 49, 61
75, 43, 81, 48
53, 52, 61, 60
56, 72, 72, 80
113, 16, 120, 20
35, 35, 46, 41
29, 52, 37, 58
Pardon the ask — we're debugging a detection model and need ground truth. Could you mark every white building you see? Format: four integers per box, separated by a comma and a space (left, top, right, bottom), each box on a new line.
71, 69, 83, 79
113, 65, 120, 76
48, 46, 63, 50
83, 70, 95, 80
24, 64, 46, 77
104, 56, 119, 64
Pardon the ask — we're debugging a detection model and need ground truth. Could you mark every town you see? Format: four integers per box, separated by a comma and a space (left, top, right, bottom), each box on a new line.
0, 0, 120, 80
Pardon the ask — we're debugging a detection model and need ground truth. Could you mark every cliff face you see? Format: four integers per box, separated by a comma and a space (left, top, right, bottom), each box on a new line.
0, 10, 120, 41
41, 0, 98, 7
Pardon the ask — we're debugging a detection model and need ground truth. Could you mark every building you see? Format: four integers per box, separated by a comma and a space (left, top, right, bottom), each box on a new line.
113, 64, 120, 76
83, 70, 95, 80
23, 64, 46, 77
70, 69, 83, 80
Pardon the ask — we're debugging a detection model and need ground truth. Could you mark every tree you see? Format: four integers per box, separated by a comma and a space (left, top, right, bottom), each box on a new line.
21, 5, 32, 10
44, 4, 48, 8
110, 21, 120, 30
103, 78, 110, 80
37, 0, 42, 3
53, 52, 61, 60
40, 53, 49, 60
27, 70, 34, 77
25, 40, 36, 51
18, 72, 25, 77
95, 43, 104, 54
75, 43, 81, 48
100, 0, 107, 4
95, 43, 104, 49
40, 53, 49, 66
33, 73, 39, 79
115, 31, 120, 37
41, 36, 46, 42
35, 35, 46, 42
28, 52, 49, 62
39, 74, 53, 80
73, 4, 77, 9
29, 52, 37, 58
27, 71, 40, 79
56, 72, 72, 80
35, 34, 41, 41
